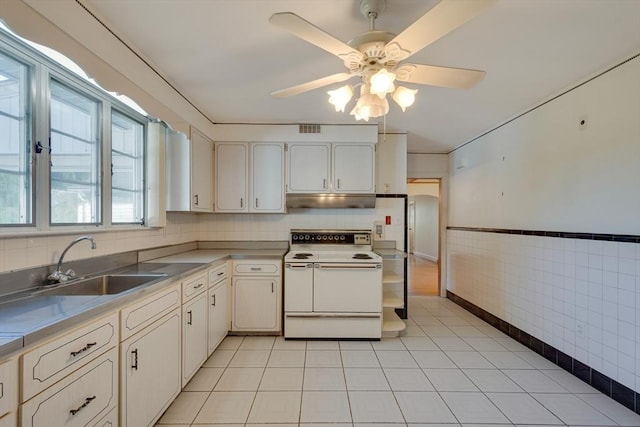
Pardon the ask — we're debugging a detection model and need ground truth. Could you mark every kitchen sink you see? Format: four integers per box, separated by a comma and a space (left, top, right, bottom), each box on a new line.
36, 273, 168, 296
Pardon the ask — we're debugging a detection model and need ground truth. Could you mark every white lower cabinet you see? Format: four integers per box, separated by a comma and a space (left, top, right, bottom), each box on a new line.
0, 358, 17, 421
182, 293, 208, 386
120, 309, 181, 427
232, 277, 279, 331
208, 276, 228, 356
20, 347, 118, 427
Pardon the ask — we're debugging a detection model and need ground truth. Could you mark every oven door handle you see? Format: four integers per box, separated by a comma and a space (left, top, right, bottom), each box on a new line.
315, 263, 381, 269
285, 263, 313, 269
285, 313, 381, 319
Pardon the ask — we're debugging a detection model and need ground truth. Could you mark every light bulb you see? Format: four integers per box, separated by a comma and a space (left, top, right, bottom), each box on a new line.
369, 69, 396, 98
327, 85, 353, 112
392, 86, 417, 112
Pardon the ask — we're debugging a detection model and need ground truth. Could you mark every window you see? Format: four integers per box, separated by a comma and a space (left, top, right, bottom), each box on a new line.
49, 79, 101, 224
0, 50, 32, 225
0, 26, 152, 232
111, 111, 144, 224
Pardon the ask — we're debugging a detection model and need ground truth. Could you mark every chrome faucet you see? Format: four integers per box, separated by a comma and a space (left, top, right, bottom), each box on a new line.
47, 236, 97, 284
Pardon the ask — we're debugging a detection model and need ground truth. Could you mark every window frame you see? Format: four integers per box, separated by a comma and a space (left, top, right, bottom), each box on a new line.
0, 36, 36, 228
0, 27, 151, 234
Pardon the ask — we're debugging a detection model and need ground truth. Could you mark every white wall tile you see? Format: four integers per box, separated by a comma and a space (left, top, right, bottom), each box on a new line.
447, 230, 640, 392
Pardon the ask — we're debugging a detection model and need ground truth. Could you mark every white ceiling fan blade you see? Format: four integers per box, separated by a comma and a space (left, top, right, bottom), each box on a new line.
270, 12, 362, 59
395, 63, 485, 89
388, 0, 496, 60
271, 73, 355, 98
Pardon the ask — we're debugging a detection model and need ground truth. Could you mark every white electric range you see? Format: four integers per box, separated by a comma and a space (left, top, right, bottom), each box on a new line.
284, 229, 382, 339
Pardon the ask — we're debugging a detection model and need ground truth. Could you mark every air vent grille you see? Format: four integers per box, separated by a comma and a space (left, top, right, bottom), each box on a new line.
299, 124, 321, 134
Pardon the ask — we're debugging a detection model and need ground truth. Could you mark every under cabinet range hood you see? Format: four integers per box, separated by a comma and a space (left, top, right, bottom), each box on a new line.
286, 194, 376, 209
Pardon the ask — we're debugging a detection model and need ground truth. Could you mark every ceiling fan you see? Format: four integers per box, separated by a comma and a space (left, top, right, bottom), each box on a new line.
269, 0, 495, 120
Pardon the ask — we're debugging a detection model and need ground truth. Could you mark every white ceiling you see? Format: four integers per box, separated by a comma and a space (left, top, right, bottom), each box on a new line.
84, 0, 640, 153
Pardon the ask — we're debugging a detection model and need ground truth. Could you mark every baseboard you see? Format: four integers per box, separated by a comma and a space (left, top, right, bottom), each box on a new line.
412, 252, 438, 262
446, 290, 640, 415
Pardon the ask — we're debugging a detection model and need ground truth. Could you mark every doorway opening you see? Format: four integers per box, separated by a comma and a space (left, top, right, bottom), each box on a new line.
407, 178, 441, 296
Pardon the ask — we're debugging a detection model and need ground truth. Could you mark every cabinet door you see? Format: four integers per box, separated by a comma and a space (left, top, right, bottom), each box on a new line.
208, 279, 229, 355
120, 310, 181, 427
182, 293, 208, 385
287, 144, 330, 193
232, 278, 278, 331
332, 144, 375, 193
215, 142, 248, 211
251, 143, 285, 212
190, 128, 214, 212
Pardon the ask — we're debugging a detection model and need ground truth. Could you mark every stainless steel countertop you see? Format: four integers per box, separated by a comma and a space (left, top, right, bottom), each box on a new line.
374, 248, 407, 259
0, 247, 287, 359
0, 263, 206, 358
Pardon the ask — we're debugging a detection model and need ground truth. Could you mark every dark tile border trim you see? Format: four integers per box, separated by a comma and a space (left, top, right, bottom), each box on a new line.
446, 226, 640, 243
446, 290, 640, 415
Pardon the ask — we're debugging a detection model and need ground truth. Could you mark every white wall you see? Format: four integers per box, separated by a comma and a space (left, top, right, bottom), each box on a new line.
447, 56, 640, 392
449, 57, 640, 235
410, 195, 439, 261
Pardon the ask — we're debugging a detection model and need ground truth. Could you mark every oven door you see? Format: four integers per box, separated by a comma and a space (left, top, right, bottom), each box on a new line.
284, 263, 314, 312
313, 263, 382, 313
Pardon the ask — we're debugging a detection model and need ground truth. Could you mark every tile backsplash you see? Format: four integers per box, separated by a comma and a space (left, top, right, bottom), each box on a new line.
0, 198, 404, 275
447, 228, 640, 392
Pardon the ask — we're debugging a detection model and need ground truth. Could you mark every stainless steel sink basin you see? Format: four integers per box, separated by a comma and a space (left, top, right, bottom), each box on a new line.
37, 273, 167, 296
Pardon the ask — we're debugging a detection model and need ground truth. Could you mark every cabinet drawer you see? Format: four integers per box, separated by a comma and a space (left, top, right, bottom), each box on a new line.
233, 261, 280, 275
0, 358, 17, 418
20, 347, 117, 427
120, 283, 180, 341
21, 313, 118, 402
208, 263, 227, 286
182, 273, 207, 302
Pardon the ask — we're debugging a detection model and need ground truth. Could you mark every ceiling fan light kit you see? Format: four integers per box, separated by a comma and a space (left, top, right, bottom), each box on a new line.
270, 0, 495, 121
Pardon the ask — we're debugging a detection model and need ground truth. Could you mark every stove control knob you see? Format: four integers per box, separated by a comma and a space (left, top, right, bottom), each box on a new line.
322, 235, 327, 240
340, 235, 345, 240
328, 235, 333, 240
305, 234, 310, 241
292, 235, 298, 240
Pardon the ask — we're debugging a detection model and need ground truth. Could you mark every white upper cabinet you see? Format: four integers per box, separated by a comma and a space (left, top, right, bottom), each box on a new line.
215, 142, 285, 213
251, 143, 285, 212
287, 143, 330, 193
332, 143, 375, 193
215, 142, 248, 212
287, 143, 375, 193
165, 127, 214, 212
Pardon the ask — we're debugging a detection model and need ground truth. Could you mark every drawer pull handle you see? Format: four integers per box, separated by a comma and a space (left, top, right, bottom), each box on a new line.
212, 294, 216, 306
70, 395, 96, 416
187, 310, 193, 325
131, 349, 139, 370
250, 267, 262, 271
70, 342, 97, 357
193, 283, 204, 289
217, 272, 224, 276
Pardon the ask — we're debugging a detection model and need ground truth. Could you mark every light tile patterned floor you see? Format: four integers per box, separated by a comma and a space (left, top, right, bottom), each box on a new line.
155, 296, 640, 426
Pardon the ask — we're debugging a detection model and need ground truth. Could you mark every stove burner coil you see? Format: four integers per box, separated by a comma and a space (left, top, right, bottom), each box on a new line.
352, 253, 373, 260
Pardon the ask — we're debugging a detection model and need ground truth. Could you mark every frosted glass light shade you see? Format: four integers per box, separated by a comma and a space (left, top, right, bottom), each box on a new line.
327, 85, 353, 112
392, 86, 418, 111
350, 86, 389, 121
369, 69, 396, 98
